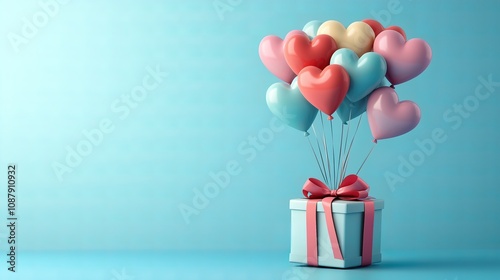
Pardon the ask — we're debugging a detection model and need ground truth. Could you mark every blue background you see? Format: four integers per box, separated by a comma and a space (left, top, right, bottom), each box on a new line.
0, 0, 499, 279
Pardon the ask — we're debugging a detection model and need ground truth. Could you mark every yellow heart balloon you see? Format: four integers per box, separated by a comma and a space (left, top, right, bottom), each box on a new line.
317, 20, 375, 57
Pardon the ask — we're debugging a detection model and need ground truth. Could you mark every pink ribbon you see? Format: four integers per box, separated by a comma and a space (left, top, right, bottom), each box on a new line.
303, 174, 375, 267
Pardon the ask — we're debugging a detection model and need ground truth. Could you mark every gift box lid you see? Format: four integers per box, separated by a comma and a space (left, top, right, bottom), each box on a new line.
289, 198, 384, 214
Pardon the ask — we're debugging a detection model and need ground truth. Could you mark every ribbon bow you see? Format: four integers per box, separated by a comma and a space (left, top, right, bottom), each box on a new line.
302, 174, 370, 200
302, 174, 374, 267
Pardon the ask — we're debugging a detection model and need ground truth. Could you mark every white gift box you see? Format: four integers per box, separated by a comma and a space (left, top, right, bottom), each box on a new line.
289, 198, 384, 268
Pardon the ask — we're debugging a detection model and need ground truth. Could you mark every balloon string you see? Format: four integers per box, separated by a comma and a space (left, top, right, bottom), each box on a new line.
307, 135, 327, 183
336, 123, 344, 190
339, 109, 352, 187
329, 118, 336, 190
311, 124, 328, 185
340, 113, 363, 180
356, 142, 377, 175
320, 115, 332, 188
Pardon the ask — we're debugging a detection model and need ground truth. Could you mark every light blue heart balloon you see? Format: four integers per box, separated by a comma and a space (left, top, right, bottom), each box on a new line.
331, 48, 387, 103
336, 95, 369, 125
266, 78, 318, 134
302, 20, 323, 39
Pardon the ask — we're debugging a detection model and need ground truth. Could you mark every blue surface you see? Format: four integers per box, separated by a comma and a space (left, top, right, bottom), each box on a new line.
0, 250, 498, 280
0, 0, 500, 278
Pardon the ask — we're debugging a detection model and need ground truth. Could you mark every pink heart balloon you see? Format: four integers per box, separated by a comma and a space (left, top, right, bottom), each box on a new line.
367, 87, 421, 141
373, 30, 432, 85
259, 30, 305, 83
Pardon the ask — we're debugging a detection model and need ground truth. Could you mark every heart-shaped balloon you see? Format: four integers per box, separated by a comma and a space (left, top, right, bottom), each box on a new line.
362, 19, 406, 40
302, 20, 323, 38
283, 33, 338, 75
259, 30, 306, 83
317, 20, 375, 57
337, 95, 368, 124
367, 86, 421, 141
330, 48, 387, 103
373, 30, 432, 85
297, 65, 350, 119
266, 78, 318, 133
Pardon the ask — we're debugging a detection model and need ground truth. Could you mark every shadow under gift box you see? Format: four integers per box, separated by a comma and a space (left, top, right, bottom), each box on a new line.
289, 198, 384, 268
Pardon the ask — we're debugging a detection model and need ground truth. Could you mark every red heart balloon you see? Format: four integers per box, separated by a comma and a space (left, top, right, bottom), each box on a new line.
386, 26, 406, 40
362, 19, 406, 40
284, 33, 337, 75
362, 19, 385, 37
297, 65, 350, 119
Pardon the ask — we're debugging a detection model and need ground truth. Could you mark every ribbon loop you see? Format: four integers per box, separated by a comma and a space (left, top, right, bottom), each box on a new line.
302, 178, 331, 199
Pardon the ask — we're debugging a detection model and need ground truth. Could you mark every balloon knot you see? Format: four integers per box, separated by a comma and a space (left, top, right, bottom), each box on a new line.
327, 115, 333, 121
304, 131, 310, 137
373, 139, 378, 144
390, 84, 395, 89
